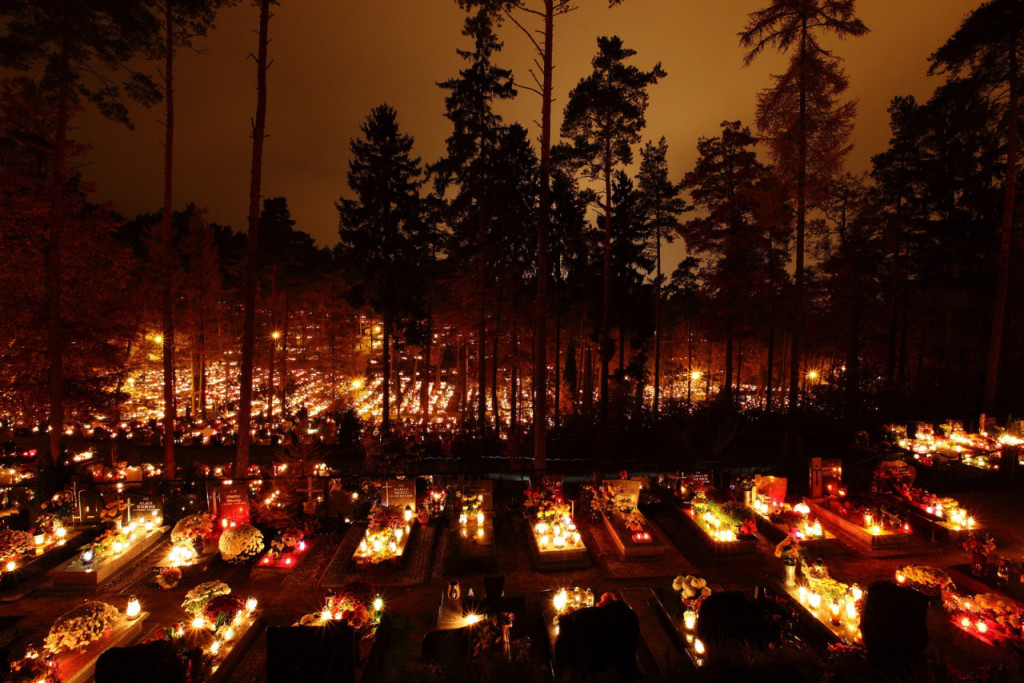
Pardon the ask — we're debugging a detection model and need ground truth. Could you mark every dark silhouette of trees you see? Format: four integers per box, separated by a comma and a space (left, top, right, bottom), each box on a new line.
433, 8, 516, 435
930, 0, 1024, 413
337, 104, 429, 435
560, 35, 664, 429
0, 2, 161, 462
637, 137, 688, 415
740, 0, 868, 414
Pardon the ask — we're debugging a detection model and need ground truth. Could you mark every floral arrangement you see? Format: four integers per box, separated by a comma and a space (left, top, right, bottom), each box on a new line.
182, 581, 231, 616
735, 475, 756, 491
296, 581, 379, 631
672, 575, 711, 611
218, 524, 264, 563
156, 566, 182, 591
99, 498, 128, 526
457, 492, 482, 516
963, 532, 997, 557
270, 527, 304, 555
623, 510, 646, 534
37, 493, 74, 527
0, 529, 34, 562
524, 479, 572, 522
774, 537, 804, 566
44, 601, 120, 653
897, 565, 954, 592
369, 505, 404, 531
171, 513, 215, 551
86, 528, 133, 561
5, 647, 57, 682
201, 594, 245, 626
943, 590, 1024, 640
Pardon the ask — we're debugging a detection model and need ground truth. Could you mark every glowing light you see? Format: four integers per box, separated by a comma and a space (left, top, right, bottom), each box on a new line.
373, 596, 383, 612
246, 596, 258, 612
126, 596, 141, 619
684, 611, 696, 630
690, 370, 702, 381
694, 639, 705, 655
192, 617, 206, 629
4, 561, 15, 572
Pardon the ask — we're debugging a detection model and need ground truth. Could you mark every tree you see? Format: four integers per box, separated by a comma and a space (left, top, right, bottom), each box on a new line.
337, 104, 429, 435
433, 8, 516, 434
560, 35, 664, 428
236, 0, 271, 476
143, 0, 235, 480
458, 0, 625, 469
682, 122, 772, 407
930, 0, 1024, 412
740, 0, 868, 414
636, 137, 687, 415
0, 3, 161, 462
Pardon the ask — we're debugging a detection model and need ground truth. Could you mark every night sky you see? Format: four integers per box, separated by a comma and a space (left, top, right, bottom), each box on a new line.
76, 0, 979, 270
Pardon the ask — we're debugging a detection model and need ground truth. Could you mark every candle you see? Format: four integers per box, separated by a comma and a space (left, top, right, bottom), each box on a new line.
126, 596, 141, 619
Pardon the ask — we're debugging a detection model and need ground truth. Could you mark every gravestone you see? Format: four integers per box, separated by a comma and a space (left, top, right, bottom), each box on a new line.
460, 480, 494, 513
603, 480, 641, 509
266, 623, 356, 683
213, 484, 251, 525
126, 494, 163, 526
861, 581, 929, 670
690, 472, 712, 486
76, 490, 104, 524
754, 476, 787, 505
382, 479, 416, 513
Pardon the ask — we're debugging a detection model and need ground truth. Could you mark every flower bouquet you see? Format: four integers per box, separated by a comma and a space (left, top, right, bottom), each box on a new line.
672, 575, 712, 612
182, 580, 232, 616
218, 524, 264, 564
774, 536, 804, 567
171, 513, 216, 554
295, 580, 381, 632
44, 601, 120, 654
201, 594, 246, 628
0, 529, 34, 564
963, 532, 996, 557
156, 566, 182, 591
896, 565, 954, 596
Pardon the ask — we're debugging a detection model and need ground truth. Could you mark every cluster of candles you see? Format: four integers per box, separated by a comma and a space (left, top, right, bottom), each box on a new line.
689, 510, 737, 543
796, 583, 863, 640
188, 596, 260, 671
534, 519, 583, 551
552, 587, 594, 619
167, 544, 198, 567
679, 608, 706, 666
923, 502, 975, 530
355, 510, 413, 563
458, 508, 486, 540
751, 499, 826, 541
861, 513, 910, 536
631, 531, 652, 543
259, 539, 307, 567
79, 512, 163, 566
3, 526, 68, 573
319, 595, 384, 623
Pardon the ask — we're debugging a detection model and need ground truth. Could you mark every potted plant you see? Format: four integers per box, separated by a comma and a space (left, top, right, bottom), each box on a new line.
775, 537, 804, 586
963, 533, 996, 578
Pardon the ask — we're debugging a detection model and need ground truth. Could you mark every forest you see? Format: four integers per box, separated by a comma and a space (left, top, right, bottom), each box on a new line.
1, 0, 1021, 470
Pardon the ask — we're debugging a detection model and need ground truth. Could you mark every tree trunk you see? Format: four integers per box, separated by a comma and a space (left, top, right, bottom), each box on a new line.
478, 208, 487, 435
722, 318, 734, 406
789, 20, 808, 418
653, 221, 662, 415
492, 297, 500, 432
281, 296, 290, 416
766, 322, 775, 412
984, 36, 1018, 413
161, 0, 177, 480
236, 0, 270, 475
382, 319, 392, 434
533, 0, 554, 470
46, 45, 70, 465
599, 142, 613, 427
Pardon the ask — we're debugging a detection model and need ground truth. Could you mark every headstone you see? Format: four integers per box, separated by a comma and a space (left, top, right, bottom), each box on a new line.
753, 476, 787, 505
690, 472, 712, 486
214, 484, 251, 525
95, 640, 187, 683
382, 479, 416, 513
126, 494, 163, 525
267, 623, 356, 683
123, 467, 143, 483
460, 480, 494, 513
861, 581, 929, 670
76, 490, 104, 524
603, 480, 642, 508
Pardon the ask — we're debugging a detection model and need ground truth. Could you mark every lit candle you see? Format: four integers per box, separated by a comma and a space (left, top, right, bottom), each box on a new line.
684, 611, 696, 630
126, 596, 141, 619
246, 596, 258, 613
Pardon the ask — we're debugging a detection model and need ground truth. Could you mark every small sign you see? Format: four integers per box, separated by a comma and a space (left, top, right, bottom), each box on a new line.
126, 494, 163, 525
690, 472, 712, 485
214, 484, 250, 525
460, 480, 494, 513
382, 479, 416, 513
